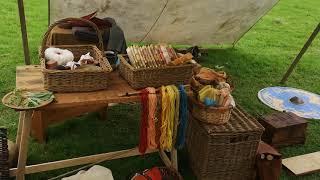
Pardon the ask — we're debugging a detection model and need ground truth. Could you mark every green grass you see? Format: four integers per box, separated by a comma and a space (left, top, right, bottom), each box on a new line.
0, 0, 320, 179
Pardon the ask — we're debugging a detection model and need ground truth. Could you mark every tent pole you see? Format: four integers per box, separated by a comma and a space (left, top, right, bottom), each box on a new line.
280, 23, 320, 84
48, 0, 50, 26
17, 0, 31, 65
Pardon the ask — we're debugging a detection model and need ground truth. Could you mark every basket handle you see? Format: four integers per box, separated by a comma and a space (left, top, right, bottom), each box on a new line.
40, 17, 104, 56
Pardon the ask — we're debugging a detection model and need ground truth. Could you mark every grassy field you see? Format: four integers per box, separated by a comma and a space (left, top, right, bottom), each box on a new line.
0, 0, 320, 179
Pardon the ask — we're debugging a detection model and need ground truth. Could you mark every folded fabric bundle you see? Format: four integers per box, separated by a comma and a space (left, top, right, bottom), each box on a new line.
72, 17, 127, 54
58, 11, 112, 29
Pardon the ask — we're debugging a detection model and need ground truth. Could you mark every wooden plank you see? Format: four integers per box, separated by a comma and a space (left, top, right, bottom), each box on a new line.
16, 66, 140, 109
16, 110, 33, 180
10, 148, 157, 177
282, 151, 320, 175
15, 112, 25, 151
170, 148, 178, 170
159, 150, 172, 167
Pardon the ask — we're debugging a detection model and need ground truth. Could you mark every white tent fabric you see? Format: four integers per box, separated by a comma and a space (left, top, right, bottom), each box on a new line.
50, 0, 278, 45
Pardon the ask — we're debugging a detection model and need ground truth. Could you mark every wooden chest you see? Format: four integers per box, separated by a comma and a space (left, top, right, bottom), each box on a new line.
258, 112, 307, 148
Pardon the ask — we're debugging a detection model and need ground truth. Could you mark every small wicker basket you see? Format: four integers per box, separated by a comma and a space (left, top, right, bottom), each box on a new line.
191, 76, 235, 99
119, 54, 194, 89
189, 96, 233, 125
40, 18, 112, 92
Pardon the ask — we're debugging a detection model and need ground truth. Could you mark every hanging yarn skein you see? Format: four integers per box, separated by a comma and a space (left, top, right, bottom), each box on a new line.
159, 85, 179, 151
139, 85, 185, 153
176, 85, 188, 149
139, 89, 149, 154
146, 87, 157, 149
160, 86, 169, 150
172, 86, 180, 146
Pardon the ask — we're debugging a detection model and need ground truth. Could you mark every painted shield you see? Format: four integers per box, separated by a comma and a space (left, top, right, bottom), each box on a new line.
258, 87, 320, 119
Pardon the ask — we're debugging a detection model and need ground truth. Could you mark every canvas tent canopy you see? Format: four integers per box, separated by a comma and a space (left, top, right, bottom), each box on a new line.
17, 0, 279, 64
50, 0, 278, 45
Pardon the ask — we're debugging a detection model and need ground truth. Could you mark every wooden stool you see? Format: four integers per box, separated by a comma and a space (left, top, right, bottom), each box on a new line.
258, 112, 307, 148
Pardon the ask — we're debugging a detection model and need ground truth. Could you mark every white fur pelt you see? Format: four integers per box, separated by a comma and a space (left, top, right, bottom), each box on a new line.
45, 47, 74, 65
62, 165, 114, 180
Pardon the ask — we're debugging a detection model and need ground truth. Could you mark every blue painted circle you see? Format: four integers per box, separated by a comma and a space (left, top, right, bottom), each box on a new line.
258, 87, 320, 119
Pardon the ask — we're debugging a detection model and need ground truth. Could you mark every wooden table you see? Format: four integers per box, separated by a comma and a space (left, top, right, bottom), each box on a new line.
17, 65, 142, 143
11, 65, 178, 179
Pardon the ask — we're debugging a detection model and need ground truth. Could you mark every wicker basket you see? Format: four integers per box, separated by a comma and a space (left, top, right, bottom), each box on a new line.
159, 167, 183, 180
119, 55, 194, 89
186, 107, 264, 180
0, 128, 9, 179
40, 18, 112, 92
189, 96, 233, 125
191, 76, 235, 99
130, 167, 183, 180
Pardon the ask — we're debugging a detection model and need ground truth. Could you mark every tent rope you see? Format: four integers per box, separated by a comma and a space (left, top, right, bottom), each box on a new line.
139, 0, 169, 43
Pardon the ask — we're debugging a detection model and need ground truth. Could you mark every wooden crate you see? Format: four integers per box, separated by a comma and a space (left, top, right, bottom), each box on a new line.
186, 107, 264, 180
258, 112, 307, 148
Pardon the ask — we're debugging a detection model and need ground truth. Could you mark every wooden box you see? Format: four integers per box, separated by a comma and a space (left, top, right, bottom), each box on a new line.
258, 112, 307, 148
50, 26, 95, 46
186, 107, 264, 180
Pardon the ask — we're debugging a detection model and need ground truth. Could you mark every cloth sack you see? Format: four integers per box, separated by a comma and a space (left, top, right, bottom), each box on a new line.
62, 165, 114, 180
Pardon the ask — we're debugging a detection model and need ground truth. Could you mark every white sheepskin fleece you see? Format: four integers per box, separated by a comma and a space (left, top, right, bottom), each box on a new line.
45, 47, 74, 65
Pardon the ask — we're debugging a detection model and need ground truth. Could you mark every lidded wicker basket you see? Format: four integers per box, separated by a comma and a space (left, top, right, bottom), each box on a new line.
40, 18, 112, 92
186, 107, 264, 180
189, 96, 233, 125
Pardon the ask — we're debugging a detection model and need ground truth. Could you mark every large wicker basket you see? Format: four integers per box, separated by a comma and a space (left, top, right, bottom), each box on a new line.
40, 18, 112, 92
189, 96, 233, 125
186, 107, 264, 180
119, 55, 194, 89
